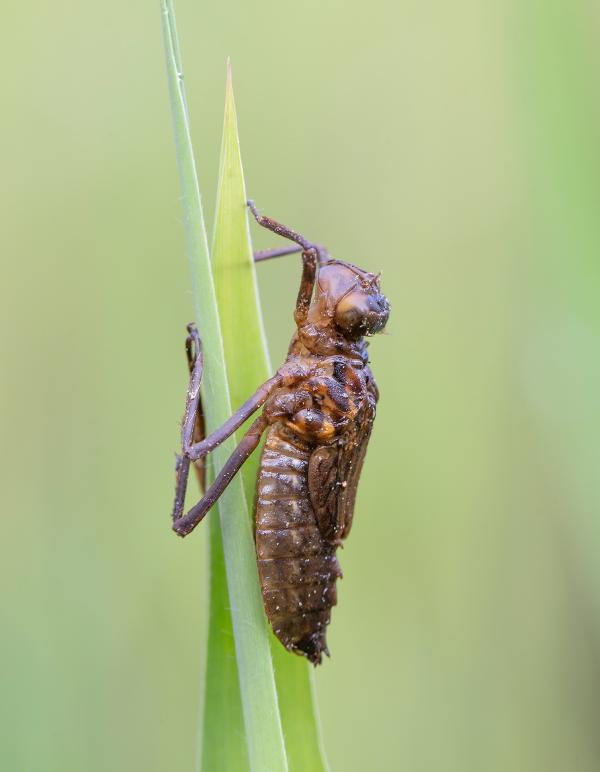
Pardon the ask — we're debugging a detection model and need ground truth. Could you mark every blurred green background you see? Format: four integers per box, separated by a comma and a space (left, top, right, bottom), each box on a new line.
2, 1, 600, 770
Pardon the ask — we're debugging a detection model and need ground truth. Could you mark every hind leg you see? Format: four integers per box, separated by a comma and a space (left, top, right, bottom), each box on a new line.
171, 324, 283, 527
173, 416, 268, 537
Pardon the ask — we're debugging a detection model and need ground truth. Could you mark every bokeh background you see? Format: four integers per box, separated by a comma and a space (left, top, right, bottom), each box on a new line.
2, 1, 600, 770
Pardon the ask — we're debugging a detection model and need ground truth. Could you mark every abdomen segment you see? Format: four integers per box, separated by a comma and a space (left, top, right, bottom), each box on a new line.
255, 428, 341, 665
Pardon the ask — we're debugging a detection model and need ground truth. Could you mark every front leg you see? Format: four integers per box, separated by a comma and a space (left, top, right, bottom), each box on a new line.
247, 200, 328, 324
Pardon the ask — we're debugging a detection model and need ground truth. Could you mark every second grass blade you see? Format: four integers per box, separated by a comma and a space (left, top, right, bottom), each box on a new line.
211, 63, 329, 772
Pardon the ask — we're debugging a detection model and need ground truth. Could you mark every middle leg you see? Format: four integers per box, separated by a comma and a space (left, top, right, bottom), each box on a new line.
254, 244, 303, 262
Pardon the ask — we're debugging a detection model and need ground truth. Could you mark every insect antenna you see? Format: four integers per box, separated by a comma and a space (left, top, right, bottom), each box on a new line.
368, 271, 382, 287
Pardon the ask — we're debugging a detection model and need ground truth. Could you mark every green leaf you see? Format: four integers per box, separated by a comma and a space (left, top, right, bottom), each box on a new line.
211, 62, 329, 772
270, 651, 329, 772
160, 4, 288, 771
201, 515, 248, 771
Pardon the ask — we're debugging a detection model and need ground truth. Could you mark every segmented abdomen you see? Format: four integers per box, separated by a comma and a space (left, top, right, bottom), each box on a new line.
255, 427, 341, 665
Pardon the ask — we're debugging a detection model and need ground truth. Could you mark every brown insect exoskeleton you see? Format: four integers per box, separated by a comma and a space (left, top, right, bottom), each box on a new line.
171, 201, 390, 665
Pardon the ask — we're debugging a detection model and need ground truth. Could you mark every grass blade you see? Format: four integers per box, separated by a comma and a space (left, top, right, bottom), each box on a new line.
200, 518, 248, 770
160, 4, 288, 771
160, 5, 246, 768
162, 2, 248, 770
270, 652, 329, 772
212, 62, 329, 772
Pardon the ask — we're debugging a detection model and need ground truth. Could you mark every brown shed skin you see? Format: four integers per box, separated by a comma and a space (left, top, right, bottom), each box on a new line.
255, 259, 386, 665
171, 225, 389, 665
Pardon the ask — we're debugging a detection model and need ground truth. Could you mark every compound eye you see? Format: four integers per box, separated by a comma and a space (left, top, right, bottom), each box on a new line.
334, 292, 371, 337
334, 290, 389, 338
